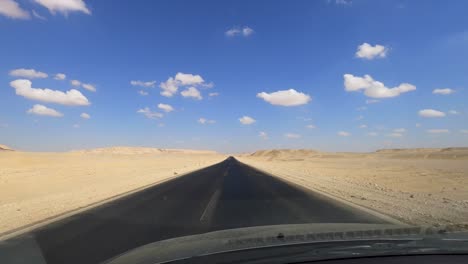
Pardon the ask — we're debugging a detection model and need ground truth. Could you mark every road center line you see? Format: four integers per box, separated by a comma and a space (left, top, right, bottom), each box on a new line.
200, 189, 221, 222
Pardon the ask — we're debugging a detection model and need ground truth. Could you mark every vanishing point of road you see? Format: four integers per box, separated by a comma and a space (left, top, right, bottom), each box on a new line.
2, 157, 391, 264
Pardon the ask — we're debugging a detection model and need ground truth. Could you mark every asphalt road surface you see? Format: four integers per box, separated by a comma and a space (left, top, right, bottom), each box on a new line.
3, 157, 389, 264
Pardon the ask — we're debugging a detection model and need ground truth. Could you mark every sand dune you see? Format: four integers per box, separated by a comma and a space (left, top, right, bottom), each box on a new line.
247, 147, 468, 160
238, 148, 468, 226
71, 146, 218, 155
0, 144, 13, 151
0, 149, 226, 235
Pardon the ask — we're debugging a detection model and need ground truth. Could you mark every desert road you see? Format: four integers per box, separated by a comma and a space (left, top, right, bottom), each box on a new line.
2, 157, 390, 264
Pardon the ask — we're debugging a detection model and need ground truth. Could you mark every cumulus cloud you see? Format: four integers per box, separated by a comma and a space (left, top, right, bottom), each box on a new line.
393, 128, 406, 133
257, 89, 311, 106
418, 109, 446, 118
259, 131, 268, 139
209, 92, 219, 97
460, 130, 468, 134
0, 0, 30, 19
449, 110, 459, 115
306, 124, 316, 129
337, 131, 350, 137
159, 77, 178, 97
355, 43, 388, 59
82, 83, 96, 92
137, 107, 163, 119
131, 80, 156, 88
225, 26, 254, 37
10, 68, 47, 79
157, 103, 174, 113
427, 129, 449, 134
27, 104, 63, 117
198, 118, 215, 124
367, 132, 378, 136
344, 74, 416, 98
433, 88, 455, 95
359, 124, 367, 128
34, 0, 91, 15
175, 73, 204, 86
159, 72, 211, 97
285, 133, 301, 139
71, 79, 81, 86
239, 116, 255, 125
80, 112, 90, 119
138, 90, 148, 96
10, 79, 90, 106
54, 73, 66, 80
181, 87, 202, 100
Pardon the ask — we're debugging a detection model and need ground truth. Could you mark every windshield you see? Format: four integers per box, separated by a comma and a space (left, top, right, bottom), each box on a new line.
0, 1, 467, 264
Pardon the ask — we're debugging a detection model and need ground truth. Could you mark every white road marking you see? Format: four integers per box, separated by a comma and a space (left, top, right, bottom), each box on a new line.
200, 189, 221, 222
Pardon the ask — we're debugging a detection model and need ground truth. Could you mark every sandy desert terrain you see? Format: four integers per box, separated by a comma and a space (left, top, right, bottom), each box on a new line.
0, 147, 226, 235
237, 148, 468, 226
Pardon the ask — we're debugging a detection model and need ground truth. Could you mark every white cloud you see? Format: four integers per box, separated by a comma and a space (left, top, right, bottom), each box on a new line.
257, 89, 311, 106
54, 73, 66, 80
159, 73, 210, 97
333, 0, 352, 5
82, 83, 96, 92
427, 129, 449, 134
415, 123, 421, 127
80, 112, 90, 119
418, 109, 446, 118
198, 118, 215, 124
393, 128, 406, 133
32, 10, 46, 20
367, 132, 378, 136
460, 130, 468, 134
433, 88, 455, 95
10, 68, 47, 79
138, 90, 148, 96
359, 124, 367, 128
239, 116, 255, 125
131, 80, 156, 88
175, 72, 204, 86
355, 43, 388, 59
344, 74, 416, 98
306, 124, 316, 129
356, 115, 364, 121
285, 133, 301, 139
73, 124, 80, 128
0, 0, 30, 19
366, 99, 380, 104
10, 79, 90, 106
449, 110, 459, 115
181, 87, 202, 100
157, 103, 174, 113
71, 79, 81, 86
137, 107, 163, 119
34, 0, 91, 15
159, 77, 179, 97
387, 133, 403, 138
337, 131, 351, 137
225, 26, 254, 37
209, 92, 219, 97
259, 131, 268, 139
242, 27, 254, 36
27, 104, 63, 117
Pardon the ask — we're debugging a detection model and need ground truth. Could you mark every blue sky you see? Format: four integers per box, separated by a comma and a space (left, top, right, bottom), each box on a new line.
1, 0, 467, 153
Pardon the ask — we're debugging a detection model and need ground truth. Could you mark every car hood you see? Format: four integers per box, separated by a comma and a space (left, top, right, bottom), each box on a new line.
104, 223, 415, 264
